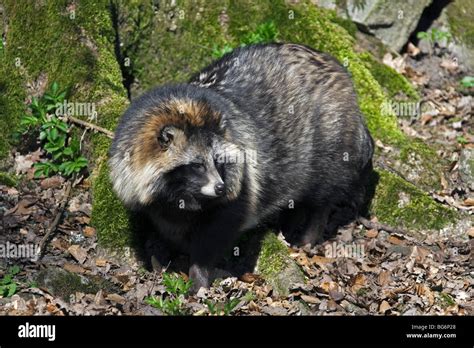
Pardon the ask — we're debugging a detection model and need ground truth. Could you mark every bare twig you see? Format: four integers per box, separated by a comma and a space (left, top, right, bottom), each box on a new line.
64, 115, 114, 139
357, 216, 407, 235
37, 180, 73, 258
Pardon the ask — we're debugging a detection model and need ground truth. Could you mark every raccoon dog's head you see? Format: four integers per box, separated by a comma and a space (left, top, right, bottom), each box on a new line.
109, 85, 243, 211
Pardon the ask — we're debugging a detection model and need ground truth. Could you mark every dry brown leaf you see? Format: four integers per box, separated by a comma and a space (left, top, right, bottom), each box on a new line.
407, 42, 421, 57
248, 301, 259, 312
5, 199, 36, 216
440, 58, 459, 72
365, 229, 378, 238
351, 273, 366, 293
310, 255, 334, 269
106, 293, 126, 305
463, 198, 474, 206
68, 245, 88, 264
75, 216, 91, 224
40, 176, 64, 189
420, 113, 433, 125
378, 270, 392, 287
388, 235, 405, 245
410, 246, 431, 264
63, 263, 86, 274
295, 253, 310, 267
468, 228, 474, 238
95, 259, 108, 267
329, 288, 344, 301
45, 303, 61, 315
83, 226, 96, 237
379, 300, 391, 313
239, 273, 262, 283
382, 53, 406, 74
440, 175, 449, 191
51, 238, 70, 251
300, 294, 320, 304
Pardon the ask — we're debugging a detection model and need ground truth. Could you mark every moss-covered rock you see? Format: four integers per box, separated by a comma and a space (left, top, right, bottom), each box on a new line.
359, 52, 419, 101
0, 171, 18, 187
370, 170, 457, 232
0, 0, 130, 247
255, 232, 304, 297
36, 267, 117, 301
446, 1, 474, 71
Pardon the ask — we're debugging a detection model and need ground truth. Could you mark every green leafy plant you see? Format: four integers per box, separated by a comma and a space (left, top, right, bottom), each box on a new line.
211, 43, 234, 59
241, 20, 279, 46
460, 76, 474, 88
456, 135, 468, 145
161, 272, 193, 296
205, 297, 240, 316
212, 21, 279, 59
145, 273, 193, 315
145, 296, 185, 315
18, 82, 88, 178
0, 265, 21, 298
417, 29, 452, 55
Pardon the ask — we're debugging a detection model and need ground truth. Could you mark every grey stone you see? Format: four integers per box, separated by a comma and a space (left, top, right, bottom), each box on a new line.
314, 0, 432, 52
459, 148, 474, 190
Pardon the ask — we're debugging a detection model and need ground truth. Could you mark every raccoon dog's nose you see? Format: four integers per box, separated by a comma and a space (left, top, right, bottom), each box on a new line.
214, 183, 225, 196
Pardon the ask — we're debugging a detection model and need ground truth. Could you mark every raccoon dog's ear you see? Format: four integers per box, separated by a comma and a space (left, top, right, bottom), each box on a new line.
158, 125, 178, 148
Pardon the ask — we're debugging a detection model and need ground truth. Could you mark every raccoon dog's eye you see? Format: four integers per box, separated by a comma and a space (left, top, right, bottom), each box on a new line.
191, 163, 206, 173
158, 126, 175, 147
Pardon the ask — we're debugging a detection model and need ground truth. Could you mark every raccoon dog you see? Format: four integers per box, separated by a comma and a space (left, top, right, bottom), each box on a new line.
109, 43, 374, 291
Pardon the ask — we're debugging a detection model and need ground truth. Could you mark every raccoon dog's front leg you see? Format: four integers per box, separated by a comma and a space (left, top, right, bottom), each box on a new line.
298, 205, 331, 247
188, 205, 246, 292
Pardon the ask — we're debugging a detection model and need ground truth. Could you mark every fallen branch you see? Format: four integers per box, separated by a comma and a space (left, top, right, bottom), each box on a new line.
357, 216, 407, 235
37, 180, 73, 258
64, 115, 114, 139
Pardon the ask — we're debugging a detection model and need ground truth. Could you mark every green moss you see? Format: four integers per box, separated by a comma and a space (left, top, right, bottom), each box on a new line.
36, 268, 118, 301
256, 232, 289, 279
0, 172, 18, 187
359, 52, 419, 101
0, 53, 25, 159
256, 231, 304, 297
36, 268, 99, 300
91, 161, 132, 249
446, 1, 474, 48
0, 1, 130, 249
398, 139, 444, 191
370, 170, 456, 231
328, 12, 358, 38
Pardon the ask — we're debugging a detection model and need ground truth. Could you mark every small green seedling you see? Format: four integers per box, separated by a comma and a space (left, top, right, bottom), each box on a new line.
460, 76, 474, 88
145, 272, 193, 315
416, 29, 452, 55
0, 265, 21, 298
205, 297, 240, 316
456, 136, 468, 145
18, 82, 88, 178
212, 20, 279, 59
161, 272, 193, 296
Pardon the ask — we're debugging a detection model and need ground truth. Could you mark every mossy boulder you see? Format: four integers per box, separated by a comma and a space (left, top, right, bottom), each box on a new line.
36, 267, 117, 301
446, 0, 474, 71
0, 0, 130, 242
